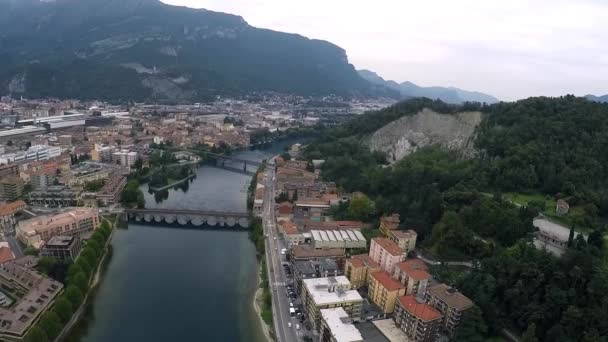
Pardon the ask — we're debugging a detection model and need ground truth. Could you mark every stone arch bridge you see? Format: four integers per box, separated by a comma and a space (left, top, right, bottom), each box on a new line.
123, 208, 250, 228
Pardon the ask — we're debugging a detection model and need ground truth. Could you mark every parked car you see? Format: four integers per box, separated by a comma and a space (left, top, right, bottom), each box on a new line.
288, 322, 292, 328
296, 324, 300, 330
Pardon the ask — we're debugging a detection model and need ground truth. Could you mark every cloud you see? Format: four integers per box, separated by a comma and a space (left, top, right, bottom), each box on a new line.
162, 0, 608, 100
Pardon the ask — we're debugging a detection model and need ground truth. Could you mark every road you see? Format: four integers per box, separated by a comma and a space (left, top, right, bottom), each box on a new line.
262, 163, 301, 342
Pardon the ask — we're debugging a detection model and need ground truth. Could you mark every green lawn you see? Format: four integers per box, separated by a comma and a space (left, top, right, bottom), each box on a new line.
504, 192, 592, 233
503, 192, 556, 214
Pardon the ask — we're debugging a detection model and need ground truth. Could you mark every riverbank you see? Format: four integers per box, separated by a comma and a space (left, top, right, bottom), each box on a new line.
55, 217, 116, 342
253, 263, 274, 342
148, 173, 196, 192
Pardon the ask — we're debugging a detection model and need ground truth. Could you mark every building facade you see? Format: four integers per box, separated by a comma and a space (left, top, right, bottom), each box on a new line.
0, 176, 24, 201
395, 259, 431, 297
301, 276, 363, 331
394, 295, 443, 342
17, 208, 100, 248
369, 238, 406, 275
319, 308, 364, 342
368, 271, 406, 314
425, 283, 474, 337
40, 236, 81, 262
344, 254, 381, 289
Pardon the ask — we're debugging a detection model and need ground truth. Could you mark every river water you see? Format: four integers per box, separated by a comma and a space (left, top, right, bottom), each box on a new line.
69, 139, 307, 342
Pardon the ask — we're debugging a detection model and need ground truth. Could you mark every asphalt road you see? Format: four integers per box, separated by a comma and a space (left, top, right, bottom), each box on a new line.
262, 164, 303, 342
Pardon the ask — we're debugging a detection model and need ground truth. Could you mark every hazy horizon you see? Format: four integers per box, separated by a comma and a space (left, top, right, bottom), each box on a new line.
160, 0, 607, 101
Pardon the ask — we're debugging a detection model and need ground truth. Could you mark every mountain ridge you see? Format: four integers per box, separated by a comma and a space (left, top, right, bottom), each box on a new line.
0, 0, 398, 102
358, 69, 499, 104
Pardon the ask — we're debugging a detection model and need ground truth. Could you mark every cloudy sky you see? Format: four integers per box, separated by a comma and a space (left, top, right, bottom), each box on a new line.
161, 0, 607, 100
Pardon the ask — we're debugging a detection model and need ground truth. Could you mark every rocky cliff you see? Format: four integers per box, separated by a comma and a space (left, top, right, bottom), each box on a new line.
368, 108, 482, 162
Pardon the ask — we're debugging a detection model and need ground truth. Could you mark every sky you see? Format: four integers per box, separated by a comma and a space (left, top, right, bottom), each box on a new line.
160, 0, 608, 100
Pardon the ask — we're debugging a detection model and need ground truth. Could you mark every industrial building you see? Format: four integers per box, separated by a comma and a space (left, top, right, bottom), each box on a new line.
311, 230, 366, 250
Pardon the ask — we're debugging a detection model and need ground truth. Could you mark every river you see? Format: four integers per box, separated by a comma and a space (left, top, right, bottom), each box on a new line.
68, 139, 308, 342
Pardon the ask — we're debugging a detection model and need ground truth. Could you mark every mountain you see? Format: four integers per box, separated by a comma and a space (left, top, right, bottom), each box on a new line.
586, 94, 608, 103
358, 69, 499, 104
0, 0, 397, 102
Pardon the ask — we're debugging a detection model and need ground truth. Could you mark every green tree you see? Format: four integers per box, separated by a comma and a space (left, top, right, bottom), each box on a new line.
453, 306, 487, 342
65, 285, 83, 307
53, 297, 73, 323
347, 194, 376, 222
25, 326, 47, 342
39, 311, 62, 339
567, 225, 575, 247
37, 257, 57, 275
71, 272, 89, 293
75, 258, 92, 277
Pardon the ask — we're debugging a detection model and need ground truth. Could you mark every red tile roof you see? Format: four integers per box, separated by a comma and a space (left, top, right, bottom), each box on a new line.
350, 253, 380, 269
335, 221, 364, 229
0, 200, 25, 216
372, 271, 405, 292
280, 221, 299, 235
0, 247, 15, 264
397, 259, 431, 281
277, 202, 293, 215
398, 295, 442, 321
372, 238, 404, 256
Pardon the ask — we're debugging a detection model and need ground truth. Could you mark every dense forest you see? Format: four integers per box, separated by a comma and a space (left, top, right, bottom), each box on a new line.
304, 96, 608, 341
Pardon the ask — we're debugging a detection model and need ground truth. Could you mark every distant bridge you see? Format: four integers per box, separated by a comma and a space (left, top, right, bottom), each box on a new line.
122, 208, 250, 228
172, 148, 270, 175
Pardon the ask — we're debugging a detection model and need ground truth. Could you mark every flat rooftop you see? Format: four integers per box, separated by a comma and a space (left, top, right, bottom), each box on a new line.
371, 319, 410, 342
303, 276, 362, 306
44, 235, 76, 247
320, 308, 363, 342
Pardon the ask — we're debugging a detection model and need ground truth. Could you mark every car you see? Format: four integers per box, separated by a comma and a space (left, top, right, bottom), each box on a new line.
274, 236, 276, 240
288, 322, 292, 328
290, 302, 293, 307
275, 247, 278, 251
296, 324, 300, 330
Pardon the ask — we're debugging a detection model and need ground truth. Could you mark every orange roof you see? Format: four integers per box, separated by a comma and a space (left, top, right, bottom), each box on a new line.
0, 200, 25, 216
397, 259, 431, 281
280, 221, 299, 235
0, 247, 15, 264
350, 253, 380, 269
372, 238, 404, 256
349, 258, 365, 268
398, 295, 442, 321
335, 221, 364, 229
372, 271, 404, 292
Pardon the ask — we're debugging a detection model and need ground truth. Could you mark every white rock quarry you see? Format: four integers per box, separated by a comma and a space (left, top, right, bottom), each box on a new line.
369, 108, 482, 162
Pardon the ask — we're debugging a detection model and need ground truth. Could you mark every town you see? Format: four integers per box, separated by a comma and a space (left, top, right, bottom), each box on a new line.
0, 94, 588, 342
0, 94, 395, 342
253, 146, 477, 342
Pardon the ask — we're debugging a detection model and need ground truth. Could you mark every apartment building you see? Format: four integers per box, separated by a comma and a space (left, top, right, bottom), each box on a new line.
379, 213, 400, 237
301, 276, 363, 331
425, 283, 474, 337
17, 208, 100, 248
0, 176, 24, 201
369, 238, 406, 275
319, 308, 364, 342
368, 271, 406, 314
96, 175, 127, 205
395, 259, 431, 297
344, 254, 381, 289
293, 258, 342, 295
394, 295, 443, 342
40, 235, 81, 262
390, 229, 417, 254
0, 200, 26, 234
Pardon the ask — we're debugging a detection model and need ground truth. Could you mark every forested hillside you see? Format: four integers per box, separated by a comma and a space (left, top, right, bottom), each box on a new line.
304, 95, 608, 341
